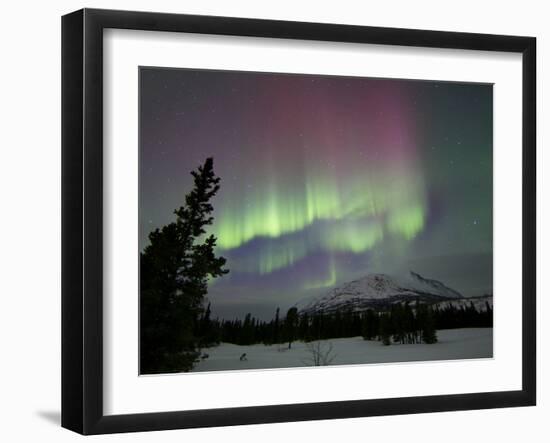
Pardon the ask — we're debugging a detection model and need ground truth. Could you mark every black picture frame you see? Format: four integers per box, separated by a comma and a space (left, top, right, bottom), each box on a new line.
62, 8, 536, 435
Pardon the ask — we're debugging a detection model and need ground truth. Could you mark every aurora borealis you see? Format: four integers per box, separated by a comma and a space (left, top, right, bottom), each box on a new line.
140, 68, 493, 319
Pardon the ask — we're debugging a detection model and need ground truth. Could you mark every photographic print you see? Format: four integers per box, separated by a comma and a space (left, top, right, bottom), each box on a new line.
139, 67, 493, 375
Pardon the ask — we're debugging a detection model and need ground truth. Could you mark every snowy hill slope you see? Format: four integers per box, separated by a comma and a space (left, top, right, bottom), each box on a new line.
299, 271, 464, 315
404, 271, 462, 299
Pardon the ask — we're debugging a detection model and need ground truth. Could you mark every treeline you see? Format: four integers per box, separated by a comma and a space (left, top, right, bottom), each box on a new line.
434, 301, 493, 329
199, 300, 493, 348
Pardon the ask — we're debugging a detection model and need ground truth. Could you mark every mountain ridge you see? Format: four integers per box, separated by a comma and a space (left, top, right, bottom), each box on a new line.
298, 271, 481, 315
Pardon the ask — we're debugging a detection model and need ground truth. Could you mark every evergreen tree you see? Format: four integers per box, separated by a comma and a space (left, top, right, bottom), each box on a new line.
379, 313, 392, 346
140, 158, 228, 374
403, 302, 414, 344
285, 307, 299, 349
299, 313, 310, 342
361, 309, 378, 340
273, 307, 280, 344
199, 302, 218, 346
242, 313, 253, 345
391, 304, 405, 344
421, 305, 438, 344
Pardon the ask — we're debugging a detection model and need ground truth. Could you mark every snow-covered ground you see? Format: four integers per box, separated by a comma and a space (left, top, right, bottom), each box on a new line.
191, 328, 493, 372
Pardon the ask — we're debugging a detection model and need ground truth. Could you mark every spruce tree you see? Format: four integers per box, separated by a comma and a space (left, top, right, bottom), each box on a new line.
299, 313, 310, 342
422, 305, 438, 344
140, 158, 228, 374
379, 313, 392, 346
273, 307, 280, 344
199, 302, 216, 346
361, 309, 377, 340
285, 307, 299, 349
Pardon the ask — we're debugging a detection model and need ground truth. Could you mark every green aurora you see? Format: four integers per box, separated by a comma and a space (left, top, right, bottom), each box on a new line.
139, 68, 493, 319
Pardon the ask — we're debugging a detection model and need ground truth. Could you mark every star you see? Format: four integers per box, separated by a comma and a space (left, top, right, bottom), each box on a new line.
138, 66, 494, 320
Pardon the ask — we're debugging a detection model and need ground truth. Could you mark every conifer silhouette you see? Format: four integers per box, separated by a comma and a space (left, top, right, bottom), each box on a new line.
140, 158, 228, 374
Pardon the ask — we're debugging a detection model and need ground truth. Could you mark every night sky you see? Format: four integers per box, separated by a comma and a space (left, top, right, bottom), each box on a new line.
139, 67, 493, 320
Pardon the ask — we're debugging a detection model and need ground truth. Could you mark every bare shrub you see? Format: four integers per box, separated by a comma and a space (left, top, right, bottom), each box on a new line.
304, 341, 336, 366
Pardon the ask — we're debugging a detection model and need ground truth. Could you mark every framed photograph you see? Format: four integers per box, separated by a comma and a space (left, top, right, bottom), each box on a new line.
62, 8, 536, 435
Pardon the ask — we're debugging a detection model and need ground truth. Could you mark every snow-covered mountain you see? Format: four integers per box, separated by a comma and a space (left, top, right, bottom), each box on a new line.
404, 271, 462, 299
299, 271, 464, 315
